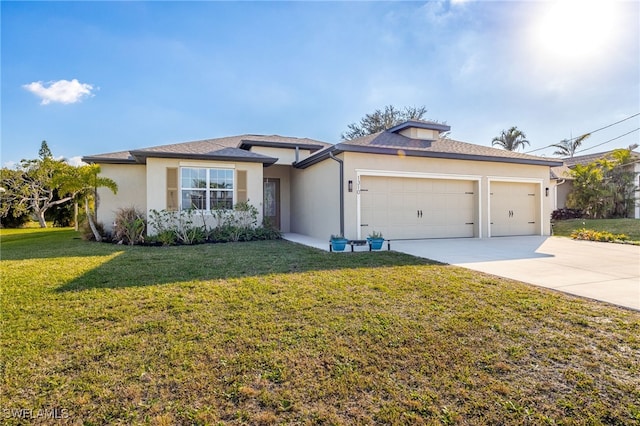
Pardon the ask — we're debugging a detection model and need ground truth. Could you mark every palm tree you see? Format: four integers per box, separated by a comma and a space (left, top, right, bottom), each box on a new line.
60, 164, 117, 241
491, 126, 530, 151
551, 133, 590, 157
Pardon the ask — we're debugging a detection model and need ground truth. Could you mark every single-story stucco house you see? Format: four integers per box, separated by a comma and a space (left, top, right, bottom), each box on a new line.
82, 120, 564, 241
552, 149, 640, 219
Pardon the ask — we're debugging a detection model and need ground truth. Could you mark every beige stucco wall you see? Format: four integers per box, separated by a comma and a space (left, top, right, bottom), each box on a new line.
145, 158, 264, 234
263, 165, 291, 232
555, 180, 574, 210
95, 163, 147, 232
290, 157, 341, 240
250, 146, 312, 165
342, 152, 555, 238
398, 128, 440, 140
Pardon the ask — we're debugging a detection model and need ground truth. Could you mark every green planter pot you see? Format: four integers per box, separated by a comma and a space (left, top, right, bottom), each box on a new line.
367, 237, 384, 250
331, 238, 348, 251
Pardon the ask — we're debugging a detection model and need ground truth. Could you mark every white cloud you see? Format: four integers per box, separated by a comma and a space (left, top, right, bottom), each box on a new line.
23, 79, 95, 105
66, 156, 87, 167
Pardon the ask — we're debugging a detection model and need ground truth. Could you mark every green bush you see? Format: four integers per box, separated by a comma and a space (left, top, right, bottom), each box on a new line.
79, 219, 106, 241
113, 206, 146, 245
0, 205, 30, 228
154, 229, 177, 246
570, 228, 629, 242
148, 202, 280, 245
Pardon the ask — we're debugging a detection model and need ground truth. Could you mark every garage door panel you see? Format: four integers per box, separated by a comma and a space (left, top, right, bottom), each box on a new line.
490, 181, 539, 237
360, 176, 476, 239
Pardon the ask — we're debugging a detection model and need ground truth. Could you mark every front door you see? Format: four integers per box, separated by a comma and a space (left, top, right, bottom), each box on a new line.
263, 178, 281, 230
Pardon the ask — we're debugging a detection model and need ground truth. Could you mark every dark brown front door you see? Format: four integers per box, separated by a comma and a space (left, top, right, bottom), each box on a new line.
263, 178, 280, 229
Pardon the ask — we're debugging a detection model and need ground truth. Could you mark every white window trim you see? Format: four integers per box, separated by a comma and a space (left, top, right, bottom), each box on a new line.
180, 167, 235, 212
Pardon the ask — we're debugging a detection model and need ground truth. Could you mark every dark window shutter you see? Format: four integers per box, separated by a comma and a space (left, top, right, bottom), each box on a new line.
236, 170, 247, 203
167, 168, 178, 211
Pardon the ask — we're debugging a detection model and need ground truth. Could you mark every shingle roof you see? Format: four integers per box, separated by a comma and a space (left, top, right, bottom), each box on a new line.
82, 134, 330, 165
550, 149, 640, 180
550, 164, 572, 179
561, 149, 640, 167
295, 131, 562, 168
83, 125, 565, 168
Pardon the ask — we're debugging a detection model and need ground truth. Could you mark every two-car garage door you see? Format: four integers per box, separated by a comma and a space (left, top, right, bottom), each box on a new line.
359, 176, 476, 239
359, 176, 541, 239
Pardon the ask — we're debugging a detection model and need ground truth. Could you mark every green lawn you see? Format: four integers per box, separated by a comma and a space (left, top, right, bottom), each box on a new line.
1, 228, 639, 425
553, 218, 640, 241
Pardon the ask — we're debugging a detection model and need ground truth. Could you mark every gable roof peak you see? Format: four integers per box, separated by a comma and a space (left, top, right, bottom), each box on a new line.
388, 120, 451, 134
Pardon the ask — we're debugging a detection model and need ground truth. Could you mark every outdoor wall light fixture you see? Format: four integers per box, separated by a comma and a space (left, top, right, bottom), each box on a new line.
348, 180, 353, 192
545, 187, 549, 197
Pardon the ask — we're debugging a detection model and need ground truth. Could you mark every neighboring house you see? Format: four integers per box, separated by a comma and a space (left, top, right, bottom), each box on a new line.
552, 149, 640, 219
82, 120, 562, 240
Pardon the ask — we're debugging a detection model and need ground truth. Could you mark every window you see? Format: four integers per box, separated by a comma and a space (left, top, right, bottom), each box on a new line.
180, 167, 234, 210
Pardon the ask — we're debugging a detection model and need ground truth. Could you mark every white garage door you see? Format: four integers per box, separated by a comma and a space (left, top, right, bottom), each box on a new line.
490, 181, 539, 237
359, 176, 476, 239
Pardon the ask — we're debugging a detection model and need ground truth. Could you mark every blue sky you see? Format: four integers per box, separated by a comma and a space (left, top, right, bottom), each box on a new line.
2, 0, 639, 166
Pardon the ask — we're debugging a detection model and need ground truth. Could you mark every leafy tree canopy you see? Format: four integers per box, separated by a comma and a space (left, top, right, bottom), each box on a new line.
567, 148, 637, 218
1, 142, 117, 229
341, 105, 429, 140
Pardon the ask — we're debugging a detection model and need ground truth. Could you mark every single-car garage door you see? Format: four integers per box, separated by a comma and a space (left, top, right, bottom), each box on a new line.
490, 181, 540, 237
359, 176, 476, 239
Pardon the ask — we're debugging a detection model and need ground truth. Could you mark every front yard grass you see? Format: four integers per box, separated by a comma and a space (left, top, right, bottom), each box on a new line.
553, 218, 640, 241
1, 228, 639, 424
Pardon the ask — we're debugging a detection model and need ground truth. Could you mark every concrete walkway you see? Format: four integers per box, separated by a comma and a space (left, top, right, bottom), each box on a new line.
284, 233, 640, 311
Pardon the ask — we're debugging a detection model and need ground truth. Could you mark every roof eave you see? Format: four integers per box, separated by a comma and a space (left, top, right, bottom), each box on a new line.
81, 156, 138, 164
129, 150, 278, 165
238, 140, 327, 152
293, 146, 341, 169
295, 144, 563, 168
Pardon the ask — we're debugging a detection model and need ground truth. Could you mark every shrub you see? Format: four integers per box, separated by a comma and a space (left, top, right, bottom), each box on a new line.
148, 202, 280, 246
570, 228, 629, 243
79, 219, 107, 241
148, 209, 206, 245
253, 225, 282, 241
113, 207, 146, 245
0, 206, 30, 228
552, 208, 584, 221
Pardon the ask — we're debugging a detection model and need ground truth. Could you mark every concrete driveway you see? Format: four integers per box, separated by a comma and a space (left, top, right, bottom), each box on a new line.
392, 236, 640, 311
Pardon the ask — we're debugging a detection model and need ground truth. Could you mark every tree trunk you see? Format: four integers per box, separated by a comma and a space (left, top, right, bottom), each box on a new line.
74, 202, 79, 231
37, 210, 47, 228
85, 198, 102, 242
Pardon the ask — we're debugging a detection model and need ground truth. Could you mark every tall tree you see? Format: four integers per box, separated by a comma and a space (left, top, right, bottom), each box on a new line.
491, 126, 530, 151
38, 140, 53, 159
60, 164, 117, 241
603, 149, 637, 218
1, 157, 75, 227
0, 145, 117, 230
551, 133, 590, 157
341, 105, 429, 140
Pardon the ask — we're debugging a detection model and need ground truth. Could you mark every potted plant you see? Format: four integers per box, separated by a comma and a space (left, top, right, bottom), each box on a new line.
330, 233, 348, 252
367, 230, 384, 250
